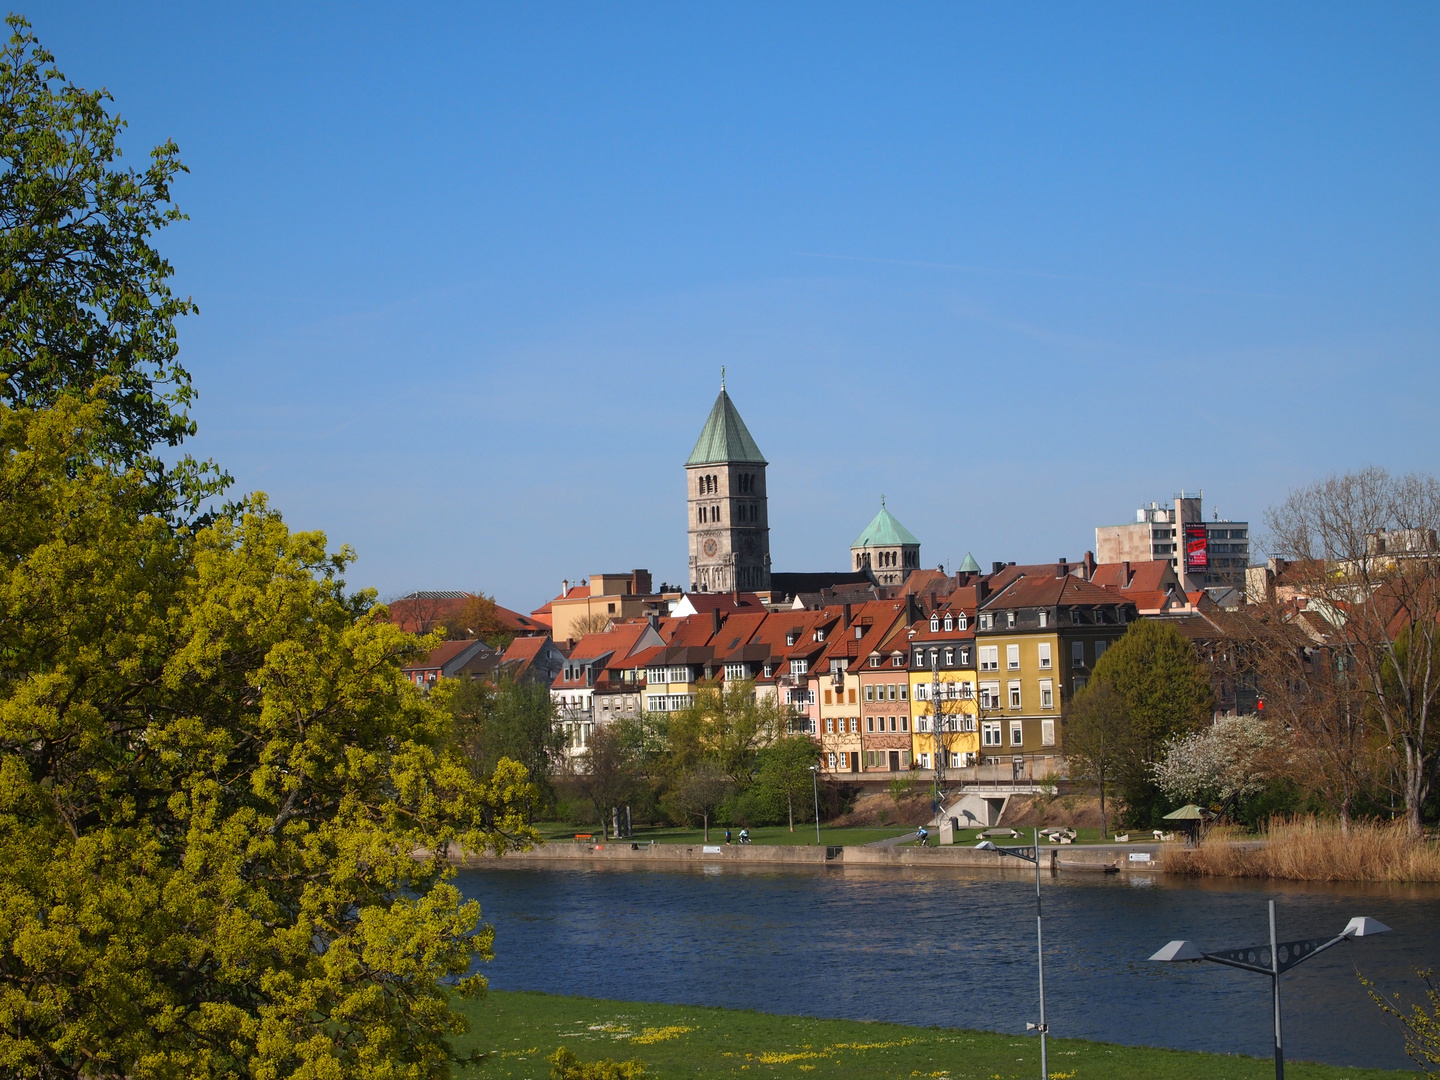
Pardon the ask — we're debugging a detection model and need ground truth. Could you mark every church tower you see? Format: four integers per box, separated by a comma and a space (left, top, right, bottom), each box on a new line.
686, 375, 770, 593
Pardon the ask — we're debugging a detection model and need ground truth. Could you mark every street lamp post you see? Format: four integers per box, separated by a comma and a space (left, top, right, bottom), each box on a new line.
809, 764, 821, 846
975, 828, 1048, 1080
1150, 901, 1391, 1080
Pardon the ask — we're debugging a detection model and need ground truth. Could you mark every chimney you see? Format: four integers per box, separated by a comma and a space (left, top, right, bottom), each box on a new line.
1122, 560, 1132, 587
976, 580, 990, 606
1083, 550, 1097, 581
842, 603, 852, 630
632, 569, 652, 596
647, 613, 660, 632
711, 608, 722, 636
992, 561, 1005, 574
1056, 557, 1068, 579
561, 579, 570, 598
906, 594, 921, 625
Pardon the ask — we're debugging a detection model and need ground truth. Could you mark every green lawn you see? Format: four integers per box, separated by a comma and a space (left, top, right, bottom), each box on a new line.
455, 990, 1408, 1080
532, 823, 916, 847
530, 823, 1153, 849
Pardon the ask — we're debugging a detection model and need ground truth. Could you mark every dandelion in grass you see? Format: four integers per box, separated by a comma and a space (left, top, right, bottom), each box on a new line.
631, 1025, 693, 1045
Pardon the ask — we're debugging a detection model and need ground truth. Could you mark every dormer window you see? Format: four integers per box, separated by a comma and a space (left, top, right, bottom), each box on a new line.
914, 649, 925, 666
893, 654, 904, 667
957, 613, 967, 630
930, 615, 940, 632
979, 613, 993, 631
943, 615, 953, 632
869, 655, 881, 667
855, 625, 863, 639
762, 663, 773, 678
944, 647, 954, 666
786, 632, 798, 646
1007, 611, 1016, 628
1038, 610, 1048, 628
815, 629, 826, 642
1072, 610, 1082, 624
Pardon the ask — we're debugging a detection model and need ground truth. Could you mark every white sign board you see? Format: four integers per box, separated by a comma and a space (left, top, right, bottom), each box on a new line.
1129, 852, 1152, 863
702, 846, 723, 854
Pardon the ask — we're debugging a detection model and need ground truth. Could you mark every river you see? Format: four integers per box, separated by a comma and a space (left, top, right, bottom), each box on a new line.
456, 862, 1440, 1070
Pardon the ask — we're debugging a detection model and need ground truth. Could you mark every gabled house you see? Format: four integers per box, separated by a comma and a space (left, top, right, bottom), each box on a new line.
401, 639, 498, 690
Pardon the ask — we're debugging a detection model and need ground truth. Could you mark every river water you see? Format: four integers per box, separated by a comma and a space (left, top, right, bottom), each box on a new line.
457, 863, 1439, 1070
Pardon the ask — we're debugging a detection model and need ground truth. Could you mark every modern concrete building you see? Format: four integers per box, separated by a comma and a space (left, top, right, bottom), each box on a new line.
1095, 493, 1250, 591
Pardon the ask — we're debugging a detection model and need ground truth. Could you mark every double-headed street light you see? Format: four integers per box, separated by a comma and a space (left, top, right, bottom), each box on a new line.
975, 828, 1049, 1080
1150, 900, 1391, 1080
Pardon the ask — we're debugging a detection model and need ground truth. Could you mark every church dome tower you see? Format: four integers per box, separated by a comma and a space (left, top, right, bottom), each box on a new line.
686, 375, 770, 593
851, 497, 921, 585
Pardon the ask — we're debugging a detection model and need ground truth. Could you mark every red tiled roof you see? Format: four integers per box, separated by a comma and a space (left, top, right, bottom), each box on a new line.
983, 572, 1136, 610
402, 639, 481, 671
1088, 560, 1176, 592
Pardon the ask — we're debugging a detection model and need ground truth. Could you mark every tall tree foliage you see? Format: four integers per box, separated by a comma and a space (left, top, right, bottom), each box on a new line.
0, 23, 536, 1076
1267, 467, 1440, 836
0, 396, 538, 1078
438, 675, 564, 815
0, 16, 225, 516
1087, 620, 1213, 824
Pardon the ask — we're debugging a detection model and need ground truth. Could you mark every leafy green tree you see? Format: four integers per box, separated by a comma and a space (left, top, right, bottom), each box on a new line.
438, 674, 565, 815
0, 16, 226, 517
570, 720, 645, 838
1064, 680, 1132, 838
1088, 620, 1213, 826
664, 680, 788, 786
671, 761, 734, 842
0, 394, 537, 1079
753, 735, 821, 832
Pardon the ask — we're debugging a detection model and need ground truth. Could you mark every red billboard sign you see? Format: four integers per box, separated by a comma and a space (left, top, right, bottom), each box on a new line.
1184, 523, 1208, 572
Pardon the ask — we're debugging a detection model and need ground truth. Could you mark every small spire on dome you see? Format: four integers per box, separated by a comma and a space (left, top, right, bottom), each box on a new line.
881, 494, 886, 508
720, 365, 726, 390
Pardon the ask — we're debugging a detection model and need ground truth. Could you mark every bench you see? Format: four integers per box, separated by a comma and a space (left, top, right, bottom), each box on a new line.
979, 828, 1020, 839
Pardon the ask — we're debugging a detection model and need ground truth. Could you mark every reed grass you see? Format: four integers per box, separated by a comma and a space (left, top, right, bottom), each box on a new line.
1162, 816, 1440, 882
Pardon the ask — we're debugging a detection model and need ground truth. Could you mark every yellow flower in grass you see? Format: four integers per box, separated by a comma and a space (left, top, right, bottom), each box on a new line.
757, 1050, 824, 1065
631, 1025, 694, 1045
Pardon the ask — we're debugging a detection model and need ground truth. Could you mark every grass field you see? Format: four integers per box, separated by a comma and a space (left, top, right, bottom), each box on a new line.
532, 823, 916, 847
454, 990, 1408, 1080
529, 823, 1129, 848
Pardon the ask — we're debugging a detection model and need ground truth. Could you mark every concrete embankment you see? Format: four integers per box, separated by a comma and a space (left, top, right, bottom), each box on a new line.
451, 839, 1166, 874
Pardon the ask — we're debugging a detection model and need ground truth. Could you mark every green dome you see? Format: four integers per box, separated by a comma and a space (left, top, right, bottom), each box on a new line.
687, 388, 767, 466
852, 499, 920, 548
958, 552, 981, 573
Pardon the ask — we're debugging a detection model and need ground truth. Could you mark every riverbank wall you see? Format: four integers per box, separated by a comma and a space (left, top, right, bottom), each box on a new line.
450, 839, 1166, 873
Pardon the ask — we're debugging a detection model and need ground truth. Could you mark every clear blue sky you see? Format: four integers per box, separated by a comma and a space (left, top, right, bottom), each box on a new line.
27, 3, 1440, 611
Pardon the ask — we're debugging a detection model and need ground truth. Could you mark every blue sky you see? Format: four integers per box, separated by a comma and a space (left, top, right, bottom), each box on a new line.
28, 3, 1440, 611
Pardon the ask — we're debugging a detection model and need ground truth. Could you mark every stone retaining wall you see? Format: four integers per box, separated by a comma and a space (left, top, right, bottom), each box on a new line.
453, 839, 1166, 873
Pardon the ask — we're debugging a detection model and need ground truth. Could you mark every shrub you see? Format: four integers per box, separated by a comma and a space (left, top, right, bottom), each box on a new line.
549, 1047, 647, 1079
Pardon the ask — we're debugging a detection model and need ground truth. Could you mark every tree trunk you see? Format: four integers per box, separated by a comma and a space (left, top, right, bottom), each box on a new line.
703, 812, 710, 843
1339, 797, 1352, 837
1099, 776, 1107, 840
788, 794, 795, 832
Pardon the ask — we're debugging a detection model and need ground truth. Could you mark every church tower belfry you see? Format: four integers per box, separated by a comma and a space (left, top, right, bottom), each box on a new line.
686, 374, 770, 593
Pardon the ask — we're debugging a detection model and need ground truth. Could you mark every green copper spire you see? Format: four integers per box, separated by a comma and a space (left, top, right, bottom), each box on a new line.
958, 551, 981, 573
687, 385, 767, 466
851, 500, 921, 548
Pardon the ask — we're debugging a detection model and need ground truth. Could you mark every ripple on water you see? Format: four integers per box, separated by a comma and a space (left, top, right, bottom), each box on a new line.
457, 863, 1436, 1070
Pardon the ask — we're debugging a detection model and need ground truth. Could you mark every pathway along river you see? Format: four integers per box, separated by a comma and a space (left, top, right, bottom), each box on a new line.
457, 863, 1440, 1070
